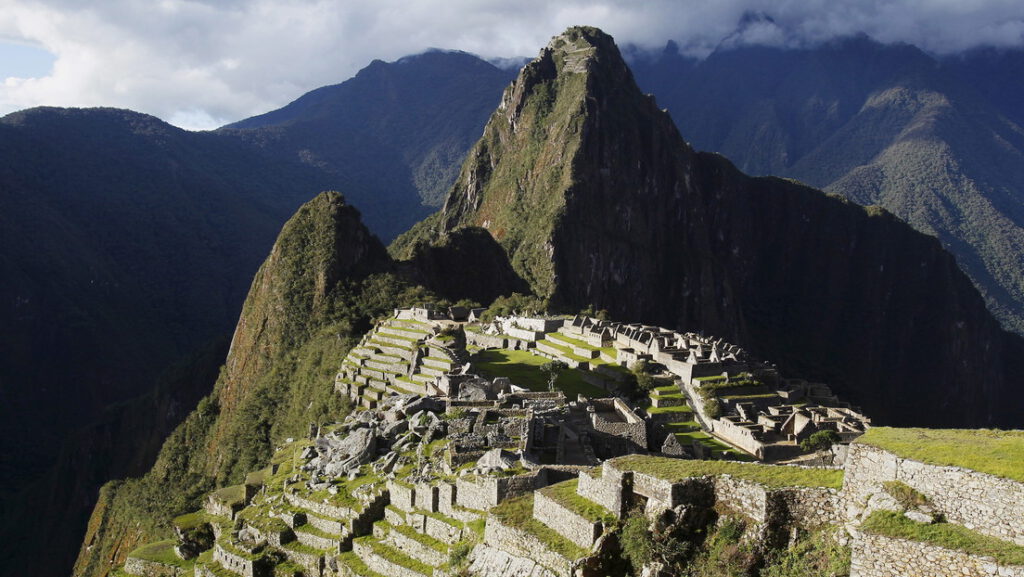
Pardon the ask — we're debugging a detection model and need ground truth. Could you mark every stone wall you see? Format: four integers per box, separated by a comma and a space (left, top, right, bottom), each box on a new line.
773, 487, 843, 530
123, 557, 185, 577
388, 481, 416, 512
456, 471, 546, 510
845, 444, 1024, 545
710, 418, 764, 458
285, 491, 357, 520
353, 539, 429, 577
577, 468, 624, 518
213, 544, 268, 577
284, 543, 324, 577
533, 489, 603, 549
467, 544, 559, 577
850, 532, 1024, 577
466, 331, 507, 350
714, 476, 770, 523
484, 518, 574, 577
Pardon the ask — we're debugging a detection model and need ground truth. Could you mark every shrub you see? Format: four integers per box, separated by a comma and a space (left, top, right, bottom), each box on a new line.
704, 398, 723, 419
800, 430, 842, 453
882, 481, 930, 510
630, 360, 654, 394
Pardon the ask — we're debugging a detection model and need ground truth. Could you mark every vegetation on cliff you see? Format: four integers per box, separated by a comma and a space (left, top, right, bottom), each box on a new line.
73, 192, 440, 577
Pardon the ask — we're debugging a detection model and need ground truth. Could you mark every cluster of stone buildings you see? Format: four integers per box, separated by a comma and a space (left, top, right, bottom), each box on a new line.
119, 306, 1023, 577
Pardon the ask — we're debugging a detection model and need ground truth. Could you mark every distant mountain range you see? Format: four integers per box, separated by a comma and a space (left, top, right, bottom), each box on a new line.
1, 29, 1023, 577
629, 36, 1024, 334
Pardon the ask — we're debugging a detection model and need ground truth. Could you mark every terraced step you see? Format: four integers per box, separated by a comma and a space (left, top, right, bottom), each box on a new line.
394, 376, 431, 395
389, 380, 419, 396
421, 357, 453, 370
336, 551, 388, 577
533, 479, 613, 549
418, 366, 444, 377
546, 333, 600, 359
368, 341, 418, 358
410, 373, 436, 384
408, 510, 467, 545
193, 550, 239, 577
378, 325, 431, 340
374, 520, 448, 567
294, 523, 343, 552
651, 394, 686, 408
280, 540, 328, 576
364, 359, 408, 374
391, 318, 432, 330
352, 535, 434, 577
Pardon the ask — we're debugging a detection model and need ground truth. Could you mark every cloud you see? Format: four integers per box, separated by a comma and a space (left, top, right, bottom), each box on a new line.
1, 0, 1022, 130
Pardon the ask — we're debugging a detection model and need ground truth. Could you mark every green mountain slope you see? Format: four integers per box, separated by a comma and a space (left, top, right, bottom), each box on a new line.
70, 191, 436, 577
0, 106, 334, 504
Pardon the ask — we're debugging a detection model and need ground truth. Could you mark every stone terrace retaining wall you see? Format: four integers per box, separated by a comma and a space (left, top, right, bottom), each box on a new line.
456, 471, 546, 510
714, 476, 769, 523
123, 557, 185, 577
533, 489, 602, 549
850, 532, 1024, 577
577, 468, 624, 518
774, 486, 843, 530
213, 544, 267, 577
484, 518, 574, 577
845, 444, 1024, 545
286, 492, 357, 521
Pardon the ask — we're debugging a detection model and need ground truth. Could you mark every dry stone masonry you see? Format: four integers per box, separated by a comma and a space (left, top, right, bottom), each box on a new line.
118, 306, 1024, 577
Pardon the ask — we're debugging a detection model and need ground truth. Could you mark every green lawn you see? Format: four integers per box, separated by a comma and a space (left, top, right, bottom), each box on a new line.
861, 511, 1024, 565
612, 455, 843, 488
470, 349, 606, 398
858, 428, 1024, 483
672, 431, 755, 461
128, 540, 191, 567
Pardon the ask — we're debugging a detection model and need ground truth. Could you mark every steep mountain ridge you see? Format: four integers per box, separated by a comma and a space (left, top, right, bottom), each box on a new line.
70, 26, 1024, 577
435, 27, 1024, 427
0, 105, 335, 499
629, 40, 1024, 334
221, 50, 516, 239
71, 191, 420, 577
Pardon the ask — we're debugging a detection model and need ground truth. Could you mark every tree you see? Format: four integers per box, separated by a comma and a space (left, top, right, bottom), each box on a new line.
540, 360, 568, 392
629, 360, 654, 394
800, 430, 841, 453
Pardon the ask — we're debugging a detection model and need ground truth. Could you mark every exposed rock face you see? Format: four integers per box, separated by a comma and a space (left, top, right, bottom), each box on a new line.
436, 26, 1024, 427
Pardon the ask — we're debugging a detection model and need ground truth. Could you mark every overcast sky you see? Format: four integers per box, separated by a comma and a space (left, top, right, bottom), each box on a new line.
2, 0, 1022, 130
